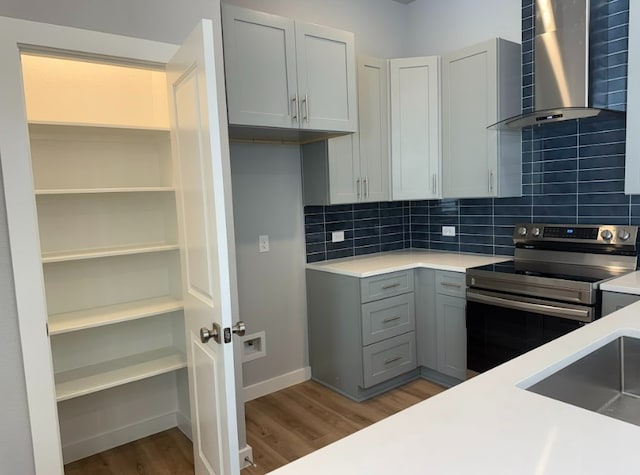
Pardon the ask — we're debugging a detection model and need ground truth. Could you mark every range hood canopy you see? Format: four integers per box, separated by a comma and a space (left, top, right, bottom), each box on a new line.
490, 0, 624, 130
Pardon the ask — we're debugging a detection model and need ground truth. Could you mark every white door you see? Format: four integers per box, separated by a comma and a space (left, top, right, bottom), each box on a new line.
168, 20, 240, 475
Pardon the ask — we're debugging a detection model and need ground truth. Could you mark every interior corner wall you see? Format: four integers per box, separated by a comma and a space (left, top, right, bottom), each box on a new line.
0, 162, 35, 475
229, 143, 308, 389
221, 0, 410, 58
404, 0, 521, 56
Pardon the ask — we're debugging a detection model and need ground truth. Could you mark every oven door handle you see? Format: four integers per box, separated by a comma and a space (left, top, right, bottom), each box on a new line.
466, 291, 593, 323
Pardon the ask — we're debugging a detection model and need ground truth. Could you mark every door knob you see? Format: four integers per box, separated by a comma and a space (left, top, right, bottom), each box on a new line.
232, 321, 246, 337
200, 323, 221, 344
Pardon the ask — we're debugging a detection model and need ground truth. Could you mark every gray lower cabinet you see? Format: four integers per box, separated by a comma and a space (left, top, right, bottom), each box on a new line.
417, 269, 467, 382
602, 291, 640, 316
435, 271, 467, 380
306, 269, 417, 401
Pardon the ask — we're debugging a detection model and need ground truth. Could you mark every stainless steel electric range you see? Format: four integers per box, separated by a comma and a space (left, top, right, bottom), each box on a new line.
466, 223, 639, 373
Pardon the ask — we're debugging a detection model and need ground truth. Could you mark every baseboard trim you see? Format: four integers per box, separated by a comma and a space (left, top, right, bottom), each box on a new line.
176, 409, 192, 441
62, 412, 178, 464
243, 367, 311, 402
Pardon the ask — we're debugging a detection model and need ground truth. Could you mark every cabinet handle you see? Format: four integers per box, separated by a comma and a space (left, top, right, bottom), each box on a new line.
364, 177, 369, 198
291, 94, 299, 124
302, 93, 309, 122
381, 283, 401, 290
356, 178, 361, 199
384, 355, 403, 365
432, 174, 437, 195
489, 170, 494, 193
382, 315, 401, 324
440, 281, 463, 288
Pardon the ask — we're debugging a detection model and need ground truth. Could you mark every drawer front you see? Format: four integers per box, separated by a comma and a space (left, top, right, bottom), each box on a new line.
435, 270, 466, 298
362, 332, 417, 388
361, 270, 414, 303
362, 293, 415, 346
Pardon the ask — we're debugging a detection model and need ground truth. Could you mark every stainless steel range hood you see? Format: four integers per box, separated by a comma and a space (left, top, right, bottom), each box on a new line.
491, 0, 623, 130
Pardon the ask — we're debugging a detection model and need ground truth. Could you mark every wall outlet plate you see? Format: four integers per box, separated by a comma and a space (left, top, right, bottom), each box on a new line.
259, 235, 269, 252
442, 226, 456, 237
332, 231, 345, 243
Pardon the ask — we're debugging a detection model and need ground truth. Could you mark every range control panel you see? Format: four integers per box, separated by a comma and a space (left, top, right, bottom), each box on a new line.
513, 223, 638, 245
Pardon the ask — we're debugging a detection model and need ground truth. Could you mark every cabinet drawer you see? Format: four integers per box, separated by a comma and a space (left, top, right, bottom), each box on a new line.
361, 270, 414, 303
362, 332, 416, 388
362, 293, 415, 346
435, 271, 466, 298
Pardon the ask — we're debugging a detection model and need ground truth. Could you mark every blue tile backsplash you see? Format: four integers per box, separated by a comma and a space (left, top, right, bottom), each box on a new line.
304, 0, 631, 263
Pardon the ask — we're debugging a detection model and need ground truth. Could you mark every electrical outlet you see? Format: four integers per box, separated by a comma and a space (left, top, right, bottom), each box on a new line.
442, 226, 456, 237
259, 235, 269, 252
332, 231, 345, 243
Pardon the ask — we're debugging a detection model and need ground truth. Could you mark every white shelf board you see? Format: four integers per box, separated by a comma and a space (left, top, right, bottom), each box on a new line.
35, 187, 174, 195
55, 347, 187, 402
48, 296, 184, 335
28, 120, 170, 132
42, 243, 179, 263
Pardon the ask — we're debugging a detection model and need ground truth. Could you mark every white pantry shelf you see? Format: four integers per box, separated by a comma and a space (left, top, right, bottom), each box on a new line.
48, 296, 184, 335
28, 120, 170, 132
42, 243, 179, 263
54, 347, 187, 402
35, 187, 174, 195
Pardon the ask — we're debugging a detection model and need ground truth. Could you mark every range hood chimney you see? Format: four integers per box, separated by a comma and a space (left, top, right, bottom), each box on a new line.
491, 0, 624, 129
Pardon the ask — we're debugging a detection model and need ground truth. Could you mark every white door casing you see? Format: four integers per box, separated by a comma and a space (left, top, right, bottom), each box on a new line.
168, 20, 240, 475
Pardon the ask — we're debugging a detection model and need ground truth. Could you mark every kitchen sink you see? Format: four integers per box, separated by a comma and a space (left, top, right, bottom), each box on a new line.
524, 336, 640, 427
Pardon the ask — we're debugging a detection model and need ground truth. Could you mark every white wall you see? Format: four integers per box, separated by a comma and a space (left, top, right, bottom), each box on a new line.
229, 144, 308, 391
404, 0, 521, 56
0, 163, 35, 475
222, 0, 409, 58
0, 0, 218, 44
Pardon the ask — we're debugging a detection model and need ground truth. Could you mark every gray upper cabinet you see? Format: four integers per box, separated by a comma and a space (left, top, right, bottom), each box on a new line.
441, 38, 521, 199
222, 4, 357, 133
302, 56, 389, 205
389, 56, 441, 200
625, 4, 640, 193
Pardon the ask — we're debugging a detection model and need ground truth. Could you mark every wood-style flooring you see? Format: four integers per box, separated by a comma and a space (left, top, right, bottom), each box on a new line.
64, 378, 445, 475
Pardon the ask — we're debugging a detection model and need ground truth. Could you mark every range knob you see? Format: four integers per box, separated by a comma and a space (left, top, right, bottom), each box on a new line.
531, 227, 541, 237
618, 229, 631, 241
517, 226, 528, 237
601, 229, 613, 241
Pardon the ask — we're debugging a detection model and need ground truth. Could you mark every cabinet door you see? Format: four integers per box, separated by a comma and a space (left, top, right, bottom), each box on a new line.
625, 4, 640, 193
358, 56, 389, 202
602, 291, 640, 316
295, 21, 357, 132
442, 40, 497, 198
328, 134, 360, 204
389, 56, 441, 200
436, 294, 467, 380
221, 4, 298, 128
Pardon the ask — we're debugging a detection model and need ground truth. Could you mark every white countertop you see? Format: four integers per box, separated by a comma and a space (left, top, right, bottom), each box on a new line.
270, 302, 640, 475
306, 249, 510, 277
600, 271, 640, 295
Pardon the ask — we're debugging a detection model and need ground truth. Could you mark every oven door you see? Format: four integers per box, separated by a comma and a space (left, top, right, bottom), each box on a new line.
466, 289, 594, 373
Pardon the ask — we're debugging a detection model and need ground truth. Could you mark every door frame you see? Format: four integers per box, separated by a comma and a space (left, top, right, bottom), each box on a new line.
0, 15, 245, 473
